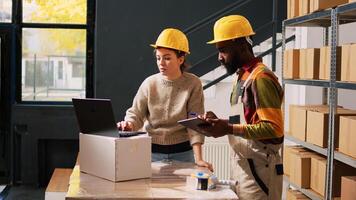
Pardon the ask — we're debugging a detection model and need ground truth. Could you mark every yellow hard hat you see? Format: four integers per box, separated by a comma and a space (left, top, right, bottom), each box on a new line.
207, 15, 255, 44
151, 28, 190, 54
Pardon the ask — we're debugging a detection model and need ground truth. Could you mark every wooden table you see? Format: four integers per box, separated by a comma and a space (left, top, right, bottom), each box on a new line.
66, 162, 238, 199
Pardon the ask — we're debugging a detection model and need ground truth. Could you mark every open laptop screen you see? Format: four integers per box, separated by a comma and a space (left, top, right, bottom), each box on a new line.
72, 98, 117, 136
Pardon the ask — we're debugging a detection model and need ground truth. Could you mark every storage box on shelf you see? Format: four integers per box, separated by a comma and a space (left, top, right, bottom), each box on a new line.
288, 0, 354, 18
341, 43, 356, 82
310, 0, 351, 13
299, 48, 320, 79
319, 46, 341, 80
284, 145, 306, 177
289, 148, 316, 188
287, 0, 300, 19
339, 116, 356, 159
283, 49, 300, 79
306, 108, 356, 148
340, 176, 356, 200
310, 155, 356, 197
288, 104, 327, 141
299, 0, 310, 17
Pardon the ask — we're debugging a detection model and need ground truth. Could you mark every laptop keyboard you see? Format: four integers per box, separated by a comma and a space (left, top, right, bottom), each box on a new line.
117, 131, 146, 137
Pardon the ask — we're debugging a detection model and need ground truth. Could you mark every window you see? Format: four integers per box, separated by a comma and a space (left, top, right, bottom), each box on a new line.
22, 28, 86, 101
20, 0, 92, 102
23, 0, 86, 24
0, 0, 12, 22
58, 61, 63, 80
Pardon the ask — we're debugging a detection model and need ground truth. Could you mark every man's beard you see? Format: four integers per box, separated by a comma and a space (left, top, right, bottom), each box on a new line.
222, 57, 240, 75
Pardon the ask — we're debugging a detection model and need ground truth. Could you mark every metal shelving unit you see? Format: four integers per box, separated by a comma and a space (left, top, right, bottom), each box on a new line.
286, 135, 356, 168
284, 176, 323, 200
282, 2, 356, 200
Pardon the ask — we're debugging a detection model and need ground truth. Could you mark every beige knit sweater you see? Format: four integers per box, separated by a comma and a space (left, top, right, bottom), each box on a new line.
124, 72, 205, 145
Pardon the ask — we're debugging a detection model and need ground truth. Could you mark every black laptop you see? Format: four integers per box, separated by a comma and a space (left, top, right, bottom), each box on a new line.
72, 98, 145, 137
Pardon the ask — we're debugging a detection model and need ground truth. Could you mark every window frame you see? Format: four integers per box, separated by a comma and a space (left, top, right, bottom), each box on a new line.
13, 0, 95, 104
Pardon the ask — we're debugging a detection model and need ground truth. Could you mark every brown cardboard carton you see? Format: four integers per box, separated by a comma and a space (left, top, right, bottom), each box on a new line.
339, 116, 356, 159
284, 146, 306, 176
290, 0, 300, 18
290, 149, 315, 188
79, 133, 152, 182
300, 48, 320, 79
286, 188, 310, 200
311, 155, 356, 197
319, 46, 341, 80
306, 108, 356, 148
310, 0, 349, 12
284, 49, 300, 79
299, 49, 308, 79
341, 44, 356, 82
299, 0, 310, 16
289, 105, 328, 141
289, 105, 307, 140
341, 176, 356, 200
288, 0, 292, 19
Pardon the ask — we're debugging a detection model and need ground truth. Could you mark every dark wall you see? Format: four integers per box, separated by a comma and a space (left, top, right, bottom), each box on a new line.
95, 0, 233, 121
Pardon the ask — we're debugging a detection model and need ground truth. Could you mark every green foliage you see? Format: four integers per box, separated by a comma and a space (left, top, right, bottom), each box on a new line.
24, 0, 87, 55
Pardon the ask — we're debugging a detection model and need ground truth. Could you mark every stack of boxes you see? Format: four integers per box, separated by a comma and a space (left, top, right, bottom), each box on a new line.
283, 45, 356, 82
287, 0, 355, 19
285, 1, 356, 199
286, 105, 356, 197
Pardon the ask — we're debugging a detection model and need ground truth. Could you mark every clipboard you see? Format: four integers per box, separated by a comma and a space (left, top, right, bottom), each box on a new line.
177, 117, 213, 137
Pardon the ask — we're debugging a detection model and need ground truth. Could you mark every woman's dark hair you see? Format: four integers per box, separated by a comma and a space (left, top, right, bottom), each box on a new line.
153, 48, 188, 72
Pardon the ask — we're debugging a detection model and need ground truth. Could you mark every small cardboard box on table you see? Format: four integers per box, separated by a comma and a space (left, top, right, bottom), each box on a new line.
79, 133, 152, 182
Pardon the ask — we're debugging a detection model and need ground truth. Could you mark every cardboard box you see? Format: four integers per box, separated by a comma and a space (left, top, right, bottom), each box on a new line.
287, 0, 292, 19
319, 46, 341, 80
306, 108, 356, 148
300, 48, 320, 79
339, 116, 356, 159
79, 133, 151, 182
299, 0, 310, 16
341, 176, 356, 200
286, 189, 310, 200
289, 105, 328, 141
284, 49, 300, 79
341, 44, 356, 82
310, 0, 349, 13
289, 0, 300, 18
311, 155, 356, 197
289, 105, 308, 140
289, 149, 315, 188
284, 145, 306, 176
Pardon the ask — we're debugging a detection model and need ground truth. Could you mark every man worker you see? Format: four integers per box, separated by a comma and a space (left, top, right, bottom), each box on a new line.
199, 15, 284, 200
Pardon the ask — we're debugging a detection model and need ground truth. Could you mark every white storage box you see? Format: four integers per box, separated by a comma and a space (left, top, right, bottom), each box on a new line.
79, 133, 151, 182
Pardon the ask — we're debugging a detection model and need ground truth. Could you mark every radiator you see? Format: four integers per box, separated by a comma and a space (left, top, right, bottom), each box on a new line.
203, 142, 231, 180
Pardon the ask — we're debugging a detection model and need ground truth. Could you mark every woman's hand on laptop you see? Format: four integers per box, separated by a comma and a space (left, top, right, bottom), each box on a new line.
117, 121, 133, 131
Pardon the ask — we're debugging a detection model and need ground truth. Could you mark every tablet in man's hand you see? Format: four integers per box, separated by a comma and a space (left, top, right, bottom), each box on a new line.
177, 117, 213, 137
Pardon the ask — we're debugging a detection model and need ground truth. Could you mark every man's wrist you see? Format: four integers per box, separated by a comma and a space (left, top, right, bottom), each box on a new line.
230, 124, 244, 136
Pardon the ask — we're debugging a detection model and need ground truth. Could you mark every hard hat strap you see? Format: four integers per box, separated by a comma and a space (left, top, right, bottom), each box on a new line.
246, 36, 253, 46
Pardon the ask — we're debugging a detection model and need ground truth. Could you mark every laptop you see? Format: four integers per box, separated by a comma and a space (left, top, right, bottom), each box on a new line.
72, 98, 145, 137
